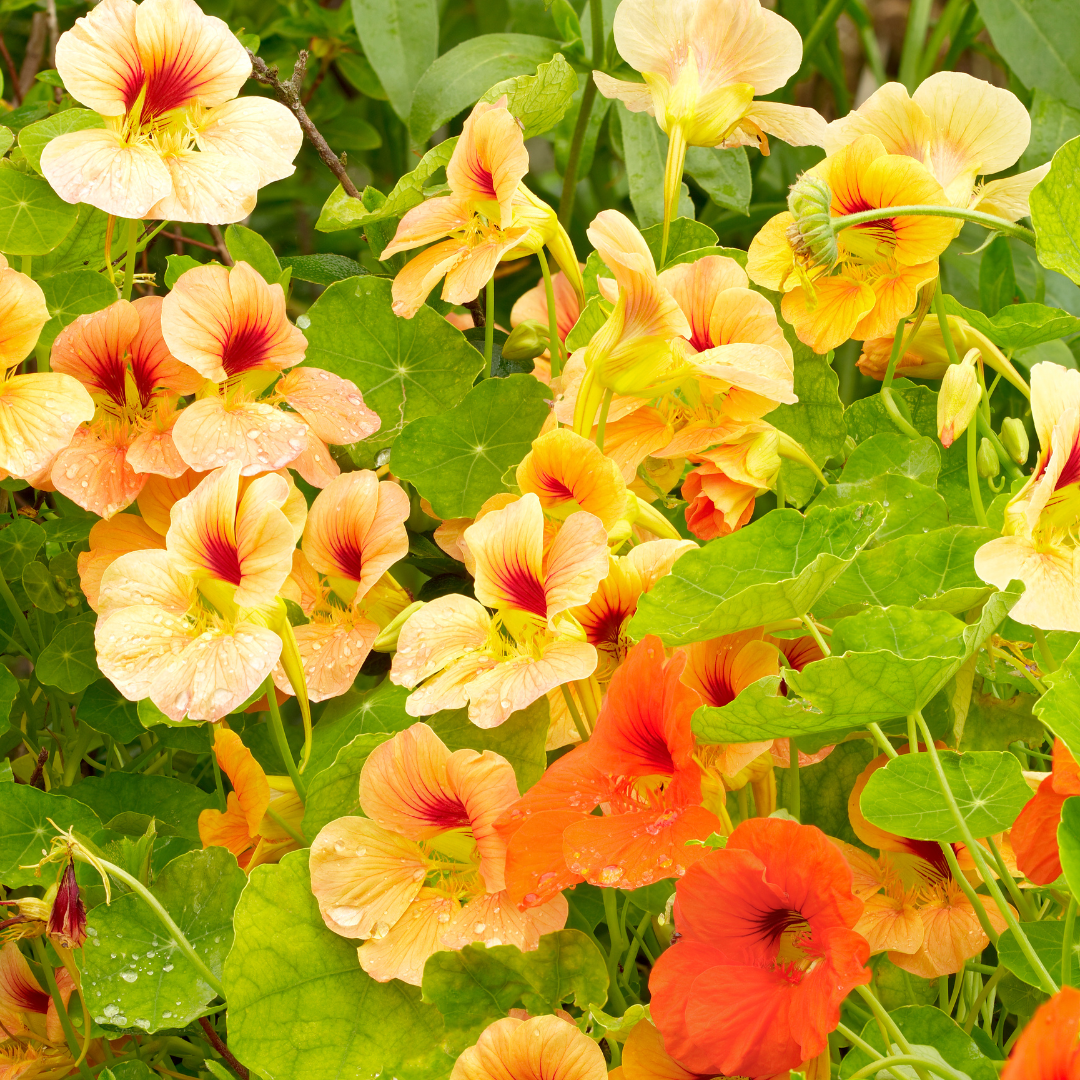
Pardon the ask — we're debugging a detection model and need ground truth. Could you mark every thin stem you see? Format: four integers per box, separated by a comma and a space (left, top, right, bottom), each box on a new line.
800, 614, 832, 657
601, 888, 629, 1015
907, 714, 919, 753
881, 317, 908, 392
915, 712, 1059, 995
0, 573, 38, 653
560, 684, 590, 743
867, 723, 899, 759
264, 678, 305, 802
847, 1056, 968, 1080
917, 0, 969, 82
985, 833, 1033, 920
835, 1023, 908, 1080
963, 966, 1003, 1035
882, 389, 923, 439
537, 248, 563, 378
198, 1017, 250, 1080
211, 749, 227, 812
484, 277, 495, 375
121, 218, 139, 302
786, 738, 800, 821
660, 124, 688, 268
20, 255, 31, 278
30, 937, 94, 1080
833, 205, 1036, 245
558, 0, 605, 225
974, 409, 1023, 480
595, 388, 613, 453
1033, 628, 1060, 673
1063, 896, 1077, 989
626, 912, 657, 965
966, 401, 989, 526
934, 281, 962, 366
265, 804, 306, 848
854, 985, 932, 1080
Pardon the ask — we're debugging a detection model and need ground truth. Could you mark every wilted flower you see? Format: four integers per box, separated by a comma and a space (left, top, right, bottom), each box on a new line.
46, 861, 86, 949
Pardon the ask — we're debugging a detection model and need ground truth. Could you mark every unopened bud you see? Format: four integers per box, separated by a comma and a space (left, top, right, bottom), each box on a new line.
977, 438, 1000, 478
936, 352, 981, 448
785, 174, 838, 271
502, 320, 549, 362
1000, 416, 1030, 466
372, 600, 425, 653
47, 860, 86, 949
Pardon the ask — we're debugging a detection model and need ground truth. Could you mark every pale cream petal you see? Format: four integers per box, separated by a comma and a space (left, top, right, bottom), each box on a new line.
447, 103, 530, 228
50, 425, 145, 519
276, 367, 381, 445
974, 165, 1051, 222
624, 538, 696, 589
1030, 361, 1080, 453
288, 431, 339, 488
54, 0, 142, 116
974, 535, 1080, 632
272, 614, 378, 702
95, 604, 193, 703
195, 97, 302, 187
740, 101, 828, 147
147, 149, 258, 225
0, 266, 48, 369
78, 514, 165, 612
0, 373, 95, 479
390, 593, 493, 688
126, 422, 188, 477
172, 395, 307, 474
234, 470, 296, 605
691, 341, 797, 403
542, 511, 611, 618
40, 128, 172, 219
358, 890, 457, 985
592, 72, 656, 114
700, 1, 803, 96
96, 547, 193, 616
405, 653, 497, 717
823, 82, 932, 159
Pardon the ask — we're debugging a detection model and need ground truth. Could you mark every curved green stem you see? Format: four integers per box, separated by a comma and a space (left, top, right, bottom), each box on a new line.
833, 205, 1036, 245
854, 985, 932, 1080
847, 1055, 969, 1080
537, 247, 563, 378
484, 277, 495, 375
601, 888, 629, 1015
963, 965, 1003, 1035
264, 677, 306, 802
30, 937, 94, 1080
966, 404, 989, 526
1063, 895, 1077, 989
120, 218, 139, 302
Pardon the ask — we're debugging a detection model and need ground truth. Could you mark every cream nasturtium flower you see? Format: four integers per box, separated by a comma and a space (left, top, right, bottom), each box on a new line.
41, 0, 303, 222
594, 0, 827, 259
824, 71, 1049, 220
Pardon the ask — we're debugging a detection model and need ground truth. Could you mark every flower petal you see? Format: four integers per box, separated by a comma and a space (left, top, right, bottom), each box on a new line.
358, 889, 458, 985
0, 264, 48, 369
975, 164, 1051, 222
975, 534, 1080, 632
542, 510, 612, 618
392, 593, 493, 688
148, 148, 258, 225
54, 0, 142, 115
741, 101, 828, 147
195, 97, 302, 187
50, 424, 145, 519
390, 238, 470, 319
442, 889, 568, 952
78, 513, 165, 611
823, 82, 931, 160
0, 373, 95, 479
592, 72, 656, 114
276, 366, 380, 445
210, 727, 270, 837
781, 277, 876, 355
272, 613, 378, 702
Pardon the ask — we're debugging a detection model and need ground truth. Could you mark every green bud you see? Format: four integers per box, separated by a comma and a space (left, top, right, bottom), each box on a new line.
1000, 416, 1030, 466
502, 320, 549, 362
785, 173, 838, 271
977, 437, 1000, 478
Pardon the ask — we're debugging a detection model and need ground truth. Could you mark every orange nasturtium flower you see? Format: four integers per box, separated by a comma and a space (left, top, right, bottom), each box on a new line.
49, 297, 203, 518
382, 97, 582, 319
390, 493, 609, 729
0, 941, 79, 1076
498, 638, 722, 903
41, 0, 303, 222
199, 728, 304, 870
649, 818, 870, 1078
975, 362, 1080, 631
160, 261, 380, 483
309, 723, 567, 985
747, 135, 958, 354
1011, 739, 1080, 886
94, 462, 304, 721
1001, 986, 1080, 1080
593, 0, 826, 260
452, 1015, 607, 1080
0, 257, 93, 483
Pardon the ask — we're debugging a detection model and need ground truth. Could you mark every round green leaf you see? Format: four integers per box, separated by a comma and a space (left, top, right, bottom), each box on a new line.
22, 560, 66, 613
37, 269, 119, 355
997, 919, 1079, 990
78, 680, 143, 743
0, 169, 78, 255
0, 517, 45, 579
36, 619, 101, 693
302, 731, 391, 838
0, 784, 101, 887
64, 773, 216, 841
1032, 136, 1080, 286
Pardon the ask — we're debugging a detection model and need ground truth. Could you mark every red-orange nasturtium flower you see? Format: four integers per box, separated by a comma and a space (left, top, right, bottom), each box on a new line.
0, 256, 93, 483
199, 728, 304, 870
1012, 738, 1079, 885
272, 471, 411, 702
49, 297, 204, 518
1001, 986, 1080, 1080
390, 493, 608, 729
498, 637, 721, 903
309, 723, 567, 985
41, 0, 303, 222
0, 941, 76, 1051
649, 817, 870, 1078
160, 260, 379, 482
747, 135, 958, 354
450, 1014, 607, 1080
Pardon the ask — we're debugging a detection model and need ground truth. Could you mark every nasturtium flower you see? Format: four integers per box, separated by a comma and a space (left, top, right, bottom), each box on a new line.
1012, 738, 1079, 885
451, 1014, 607, 1080
1001, 986, 1080, 1080
41, 0, 303, 222
824, 72, 1049, 220
649, 817, 870, 1078
309, 723, 567, 985
593, 0, 826, 258
199, 728, 304, 870
747, 135, 958, 354
0, 941, 75, 1048
49, 297, 203, 518
0, 256, 50, 370
975, 362, 1080, 630
498, 638, 721, 903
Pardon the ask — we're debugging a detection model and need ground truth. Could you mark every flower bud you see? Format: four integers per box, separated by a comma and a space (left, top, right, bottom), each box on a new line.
977, 438, 1000, 478
502, 320, 549, 362
47, 860, 86, 949
1000, 416, 1030, 466
785, 174, 838, 272
936, 352, 981, 448
372, 601, 425, 653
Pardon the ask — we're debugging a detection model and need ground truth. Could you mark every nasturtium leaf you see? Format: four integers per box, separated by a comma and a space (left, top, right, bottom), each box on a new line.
0, 517, 45, 579
37, 205, 109, 277
0, 128, 11, 156
838, 1005, 998, 1080
302, 276, 483, 466
64, 773, 215, 841
480, 52, 577, 139
813, 473, 948, 543
959, 691, 1043, 752
391, 374, 550, 518
860, 748, 1033, 841
1032, 137, 1080, 286
421, 930, 608, 1052
36, 619, 101, 693
997, 919, 1079, 990
628, 503, 885, 645
1033, 641, 1080, 757
565, 296, 607, 351
0, 665, 16, 726
683, 144, 751, 214
18, 109, 104, 173
410, 34, 561, 144
0, 784, 101, 887
37, 269, 119, 354
820, 526, 996, 617
22, 560, 65, 613
351, 0, 438, 121
224, 224, 282, 283
82, 847, 245, 1033
0, 169, 78, 255
618, 105, 695, 229
309, 679, 415, 774
798, 739, 876, 847
639, 219, 719, 268
832, 605, 966, 655
164, 254, 203, 289
943, 293, 1080, 349
1059, 796, 1080, 898
980, 235, 1018, 315
280, 253, 367, 285
41, 515, 94, 544
1023, 90, 1080, 171
225, 850, 447, 1080
104, 1061, 155, 1079
302, 731, 391, 838
839, 432, 941, 486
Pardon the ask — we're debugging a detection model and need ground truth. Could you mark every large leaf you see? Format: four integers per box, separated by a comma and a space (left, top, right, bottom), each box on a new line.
391, 373, 550, 518
683, 145, 751, 215
943, 294, 1080, 350
78, 681, 147, 743
351, 0, 438, 120
37, 205, 109, 277
617, 104, 695, 228
997, 919, 1079, 990
0, 785, 101, 887
1032, 136, 1080, 286
628, 503, 885, 645
37, 269, 119, 355
799, 739, 877, 848
302, 732, 391, 838
421, 929, 608, 1053
82, 848, 245, 1033
1022, 89, 1080, 170
0, 169, 78, 256
860, 748, 1033, 841
301, 276, 483, 466
224, 850, 447, 1080
1059, 796, 1080, 897
64, 773, 215, 841
480, 52, 578, 139
410, 34, 561, 143
36, 619, 101, 693
1033, 640, 1080, 757
0, 517, 45, 578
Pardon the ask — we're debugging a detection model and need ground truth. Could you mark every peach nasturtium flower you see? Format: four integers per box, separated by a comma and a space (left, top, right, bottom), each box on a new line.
451, 1015, 607, 1080
49, 297, 203, 518
594, 0, 826, 260
747, 135, 958, 354
160, 261, 379, 482
0, 941, 79, 1075
309, 723, 567, 985
41, 0, 303, 222
975, 362, 1080, 630
390, 493, 609, 728
0, 257, 94, 482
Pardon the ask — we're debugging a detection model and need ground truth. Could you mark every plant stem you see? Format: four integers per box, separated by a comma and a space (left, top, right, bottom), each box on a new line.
786, 739, 800, 821
558, 0, 605, 225
915, 712, 1059, 995
833, 205, 1036, 245
898, 0, 933, 90
879, 317, 922, 438
263, 677, 305, 801
802, 0, 849, 60
975, 409, 1023, 481
867, 723, 899, 758
484, 277, 495, 375
963, 965, 1003, 1034
854, 985, 932, 1080
537, 247, 563, 378
985, 832, 1033, 920
907, 714, 919, 753
1033, 628, 1060, 673
836, 1023, 909, 1080
660, 124, 687, 268
560, 684, 590, 742
595, 388, 613, 452
601, 888, 629, 1014
198, 1016, 250, 1080
30, 937, 94, 1080
1063, 895, 1078, 989
121, 218, 139, 302
0, 572, 38, 652
265, 804, 306, 847
966, 402, 989, 526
